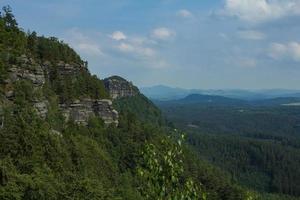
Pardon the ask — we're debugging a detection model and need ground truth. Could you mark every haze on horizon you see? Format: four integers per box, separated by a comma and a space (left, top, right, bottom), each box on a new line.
3, 0, 300, 90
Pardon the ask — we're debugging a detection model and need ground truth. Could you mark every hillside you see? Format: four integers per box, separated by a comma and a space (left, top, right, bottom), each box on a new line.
156, 94, 300, 199
0, 6, 258, 200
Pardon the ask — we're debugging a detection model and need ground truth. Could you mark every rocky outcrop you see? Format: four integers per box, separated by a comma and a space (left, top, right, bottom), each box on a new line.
5, 55, 45, 99
33, 100, 48, 119
3, 55, 49, 119
56, 61, 88, 76
60, 99, 118, 126
0, 103, 3, 129
104, 76, 139, 99
3, 55, 119, 125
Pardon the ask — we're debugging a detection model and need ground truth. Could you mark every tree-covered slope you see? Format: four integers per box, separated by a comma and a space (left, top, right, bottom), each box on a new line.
157, 95, 300, 199
0, 6, 254, 200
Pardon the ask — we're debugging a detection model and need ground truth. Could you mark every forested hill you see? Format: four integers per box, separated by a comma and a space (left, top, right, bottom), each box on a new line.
0, 6, 260, 200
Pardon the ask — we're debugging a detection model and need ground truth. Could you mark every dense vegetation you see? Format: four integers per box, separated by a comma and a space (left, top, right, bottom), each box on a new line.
157, 98, 300, 199
114, 95, 165, 127
0, 6, 256, 200
0, 5, 107, 102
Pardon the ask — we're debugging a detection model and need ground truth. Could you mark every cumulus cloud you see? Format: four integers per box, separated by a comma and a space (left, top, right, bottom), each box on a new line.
110, 31, 127, 41
117, 42, 156, 57
115, 42, 170, 69
269, 42, 300, 61
237, 30, 266, 40
64, 28, 103, 56
223, 0, 300, 23
177, 9, 193, 18
65, 28, 170, 69
152, 27, 175, 40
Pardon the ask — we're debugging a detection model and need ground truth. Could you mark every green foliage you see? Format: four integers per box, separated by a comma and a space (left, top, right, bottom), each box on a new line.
30, 35, 82, 64
114, 94, 164, 126
0, 6, 268, 200
137, 133, 206, 200
1, 5, 18, 29
0, 6, 107, 101
158, 100, 300, 198
0, 6, 27, 60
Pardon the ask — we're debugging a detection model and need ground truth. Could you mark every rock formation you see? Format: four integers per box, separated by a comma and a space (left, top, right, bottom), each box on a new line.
3, 55, 49, 119
2, 55, 119, 126
56, 61, 88, 76
104, 76, 139, 99
60, 99, 118, 126
5, 55, 45, 99
33, 100, 49, 119
0, 103, 3, 129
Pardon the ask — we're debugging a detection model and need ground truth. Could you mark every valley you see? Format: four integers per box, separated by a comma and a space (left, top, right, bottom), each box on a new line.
155, 94, 300, 198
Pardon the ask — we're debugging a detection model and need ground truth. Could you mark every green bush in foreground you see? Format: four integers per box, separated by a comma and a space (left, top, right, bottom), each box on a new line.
138, 132, 207, 200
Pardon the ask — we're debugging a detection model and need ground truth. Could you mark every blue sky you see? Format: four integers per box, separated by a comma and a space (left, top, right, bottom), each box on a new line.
2, 0, 300, 89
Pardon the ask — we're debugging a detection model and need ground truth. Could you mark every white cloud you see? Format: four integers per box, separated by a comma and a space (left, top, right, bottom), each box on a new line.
237, 30, 266, 40
65, 28, 170, 70
64, 28, 104, 56
223, 0, 300, 23
152, 27, 175, 40
289, 42, 300, 61
177, 9, 193, 18
269, 42, 300, 61
76, 43, 103, 56
129, 36, 157, 46
116, 42, 170, 69
118, 43, 135, 52
110, 31, 127, 41
117, 42, 156, 57
269, 43, 287, 59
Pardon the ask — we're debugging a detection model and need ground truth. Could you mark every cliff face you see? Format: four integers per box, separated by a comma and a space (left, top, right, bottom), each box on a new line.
4, 55, 45, 99
2, 55, 118, 126
104, 76, 139, 99
60, 99, 118, 126
3, 55, 49, 119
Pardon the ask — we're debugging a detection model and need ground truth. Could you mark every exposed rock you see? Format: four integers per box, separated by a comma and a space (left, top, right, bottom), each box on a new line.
4, 56, 47, 118
57, 61, 87, 76
93, 99, 119, 124
104, 76, 139, 99
8, 57, 45, 88
50, 129, 62, 137
33, 100, 48, 119
3, 56, 119, 125
60, 98, 118, 126
0, 104, 3, 129
5, 90, 14, 99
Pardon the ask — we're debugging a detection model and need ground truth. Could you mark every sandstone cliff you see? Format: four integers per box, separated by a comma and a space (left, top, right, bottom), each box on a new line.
104, 76, 139, 99
60, 99, 118, 126
2, 55, 119, 126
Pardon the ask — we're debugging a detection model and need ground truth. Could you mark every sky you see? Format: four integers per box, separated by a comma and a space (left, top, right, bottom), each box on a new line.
2, 0, 300, 89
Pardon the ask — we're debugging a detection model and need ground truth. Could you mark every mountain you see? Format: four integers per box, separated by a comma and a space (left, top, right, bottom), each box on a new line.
140, 85, 189, 100
156, 93, 300, 108
173, 94, 246, 105
0, 7, 256, 200
141, 85, 300, 101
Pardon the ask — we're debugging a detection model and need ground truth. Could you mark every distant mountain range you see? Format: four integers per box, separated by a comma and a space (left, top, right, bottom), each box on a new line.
140, 85, 300, 101
155, 93, 300, 107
